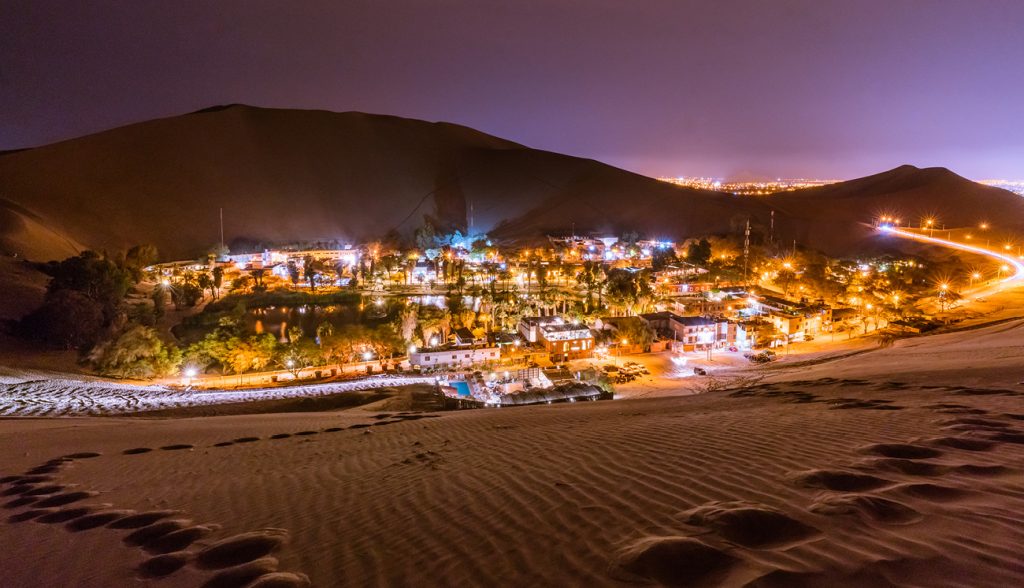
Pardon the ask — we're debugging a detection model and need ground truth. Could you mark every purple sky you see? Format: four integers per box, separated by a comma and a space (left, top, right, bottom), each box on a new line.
3, 0, 1022, 179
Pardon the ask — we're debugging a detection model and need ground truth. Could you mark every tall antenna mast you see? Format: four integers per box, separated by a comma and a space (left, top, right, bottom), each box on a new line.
219, 207, 225, 251
743, 219, 750, 285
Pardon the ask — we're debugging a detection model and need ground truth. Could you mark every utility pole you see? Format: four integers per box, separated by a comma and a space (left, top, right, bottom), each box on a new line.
769, 210, 774, 245
743, 219, 750, 285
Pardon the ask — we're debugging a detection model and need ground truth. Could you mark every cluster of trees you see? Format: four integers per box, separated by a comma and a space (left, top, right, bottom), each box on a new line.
181, 310, 406, 377
17, 247, 186, 379
19, 251, 135, 350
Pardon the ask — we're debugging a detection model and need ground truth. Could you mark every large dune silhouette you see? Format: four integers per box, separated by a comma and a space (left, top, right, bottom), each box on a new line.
0, 105, 1020, 262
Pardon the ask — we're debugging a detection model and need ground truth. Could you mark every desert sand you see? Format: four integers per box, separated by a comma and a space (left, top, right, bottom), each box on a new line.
2, 317, 1024, 586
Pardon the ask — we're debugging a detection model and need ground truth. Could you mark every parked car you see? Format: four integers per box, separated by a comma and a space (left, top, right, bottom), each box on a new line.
693, 366, 708, 376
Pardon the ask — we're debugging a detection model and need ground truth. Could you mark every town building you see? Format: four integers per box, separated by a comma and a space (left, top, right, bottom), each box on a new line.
409, 346, 500, 370
747, 293, 832, 341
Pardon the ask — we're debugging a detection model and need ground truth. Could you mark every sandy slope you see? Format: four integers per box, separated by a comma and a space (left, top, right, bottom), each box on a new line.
2, 322, 1024, 586
4, 105, 1019, 262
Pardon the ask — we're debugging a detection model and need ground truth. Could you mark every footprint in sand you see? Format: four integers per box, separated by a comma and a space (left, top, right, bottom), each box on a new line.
955, 464, 1011, 477
63, 452, 101, 460
855, 457, 949, 477
194, 529, 289, 569
35, 491, 96, 508
123, 447, 152, 455
678, 502, 819, 548
988, 431, 1024, 444
138, 552, 191, 578
199, 557, 279, 587
144, 525, 216, 554
860, 443, 943, 460
35, 506, 95, 524
160, 444, 194, 451
927, 436, 995, 451
67, 509, 136, 531
3, 483, 60, 497
615, 535, 740, 586
889, 482, 972, 502
9, 508, 54, 523
247, 572, 311, 587
108, 510, 179, 529
270, 433, 292, 439
791, 469, 893, 492
810, 493, 922, 525
124, 519, 194, 545
4, 496, 40, 509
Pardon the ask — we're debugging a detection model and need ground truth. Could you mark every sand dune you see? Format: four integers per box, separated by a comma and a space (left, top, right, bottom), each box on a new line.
2, 318, 1024, 586
3, 105, 1018, 264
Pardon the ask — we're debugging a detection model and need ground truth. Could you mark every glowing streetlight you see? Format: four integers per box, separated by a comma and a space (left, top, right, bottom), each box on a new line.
362, 351, 373, 361
970, 272, 981, 287
408, 344, 417, 354
980, 222, 989, 230
429, 336, 438, 347
161, 278, 170, 287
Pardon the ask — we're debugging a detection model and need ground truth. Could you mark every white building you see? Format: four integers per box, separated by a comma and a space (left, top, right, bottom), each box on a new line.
410, 346, 500, 369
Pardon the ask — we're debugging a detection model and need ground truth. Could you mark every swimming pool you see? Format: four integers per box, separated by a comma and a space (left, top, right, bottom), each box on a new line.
452, 381, 471, 397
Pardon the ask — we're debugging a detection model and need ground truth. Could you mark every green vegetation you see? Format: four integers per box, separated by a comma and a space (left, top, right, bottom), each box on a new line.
89, 325, 181, 379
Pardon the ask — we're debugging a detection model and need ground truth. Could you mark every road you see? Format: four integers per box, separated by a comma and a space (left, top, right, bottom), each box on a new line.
880, 225, 1024, 298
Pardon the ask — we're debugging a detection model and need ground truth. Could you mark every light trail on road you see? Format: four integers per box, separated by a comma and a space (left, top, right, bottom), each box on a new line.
880, 225, 1024, 297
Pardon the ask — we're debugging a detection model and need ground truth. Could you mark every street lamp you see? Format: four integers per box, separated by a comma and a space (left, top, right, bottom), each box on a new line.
183, 367, 197, 387
970, 272, 981, 287
938, 283, 949, 312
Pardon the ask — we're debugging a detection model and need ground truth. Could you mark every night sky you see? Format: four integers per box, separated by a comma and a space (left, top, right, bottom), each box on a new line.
3, 0, 1022, 179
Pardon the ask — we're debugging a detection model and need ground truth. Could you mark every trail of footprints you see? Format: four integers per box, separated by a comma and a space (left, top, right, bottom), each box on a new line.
1, 411, 442, 586
617, 395, 1024, 585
